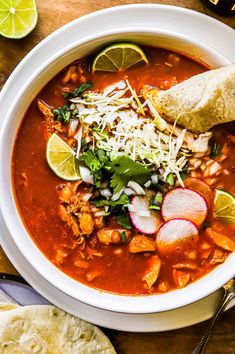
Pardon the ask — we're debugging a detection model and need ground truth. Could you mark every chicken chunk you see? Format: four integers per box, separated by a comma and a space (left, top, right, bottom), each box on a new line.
79, 213, 94, 236
97, 229, 131, 246
206, 229, 235, 252
129, 235, 156, 253
142, 255, 161, 289
173, 269, 191, 288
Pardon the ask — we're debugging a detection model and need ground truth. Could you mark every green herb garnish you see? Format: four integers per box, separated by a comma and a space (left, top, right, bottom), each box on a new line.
179, 163, 188, 181
115, 212, 132, 230
120, 230, 128, 243
63, 82, 92, 99
149, 195, 162, 210
93, 171, 102, 188
110, 156, 151, 194
211, 142, 221, 158
166, 172, 175, 186
93, 194, 130, 208
53, 105, 71, 123
81, 138, 87, 149
96, 149, 109, 164
80, 150, 102, 172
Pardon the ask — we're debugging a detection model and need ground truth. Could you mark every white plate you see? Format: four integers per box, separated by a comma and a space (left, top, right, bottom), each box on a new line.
0, 4, 235, 331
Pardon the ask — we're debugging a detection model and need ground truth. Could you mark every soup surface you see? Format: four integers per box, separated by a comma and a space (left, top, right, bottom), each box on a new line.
12, 46, 235, 295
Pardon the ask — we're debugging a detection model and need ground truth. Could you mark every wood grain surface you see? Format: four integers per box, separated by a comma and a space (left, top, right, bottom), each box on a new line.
0, 1, 235, 353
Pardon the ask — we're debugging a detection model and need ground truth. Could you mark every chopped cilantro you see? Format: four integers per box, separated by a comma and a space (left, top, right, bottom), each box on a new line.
211, 142, 221, 158
53, 105, 71, 123
93, 171, 102, 188
92, 194, 130, 208
80, 150, 101, 173
115, 212, 132, 230
149, 195, 162, 210
109, 156, 151, 194
81, 138, 87, 149
80, 149, 109, 174
166, 172, 175, 186
96, 149, 109, 164
180, 164, 188, 181
63, 82, 92, 99
120, 230, 129, 243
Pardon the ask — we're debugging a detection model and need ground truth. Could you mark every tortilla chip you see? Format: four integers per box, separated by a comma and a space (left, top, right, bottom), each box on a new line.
0, 305, 116, 354
150, 64, 235, 133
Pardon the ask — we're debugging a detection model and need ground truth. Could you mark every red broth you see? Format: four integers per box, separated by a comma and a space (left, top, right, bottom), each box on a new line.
12, 47, 235, 295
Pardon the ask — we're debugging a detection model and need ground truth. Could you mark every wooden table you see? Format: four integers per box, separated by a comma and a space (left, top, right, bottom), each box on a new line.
0, 1, 235, 353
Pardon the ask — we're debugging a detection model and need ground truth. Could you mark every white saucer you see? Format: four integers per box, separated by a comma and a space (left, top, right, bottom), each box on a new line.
0, 4, 235, 332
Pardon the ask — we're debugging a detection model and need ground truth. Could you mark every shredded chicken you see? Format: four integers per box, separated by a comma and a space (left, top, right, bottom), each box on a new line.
97, 229, 131, 246
206, 229, 235, 252
173, 269, 191, 288
142, 255, 161, 289
129, 235, 156, 253
57, 183, 103, 244
37, 100, 63, 137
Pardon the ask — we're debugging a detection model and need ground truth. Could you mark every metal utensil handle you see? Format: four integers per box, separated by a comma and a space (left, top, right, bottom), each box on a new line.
192, 289, 235, 354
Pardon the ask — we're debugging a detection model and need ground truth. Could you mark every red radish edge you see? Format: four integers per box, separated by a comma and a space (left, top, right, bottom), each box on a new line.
156, 218, 199, 255
161, 188, 208, 227
129, 195, 162, 235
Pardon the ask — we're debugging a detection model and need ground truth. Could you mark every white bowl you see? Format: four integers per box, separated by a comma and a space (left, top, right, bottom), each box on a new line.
0, 5, 235, 315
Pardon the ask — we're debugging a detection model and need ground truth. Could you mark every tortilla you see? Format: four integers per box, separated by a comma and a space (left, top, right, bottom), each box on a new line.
0, 305, 116, 354
150, 63, 235, 133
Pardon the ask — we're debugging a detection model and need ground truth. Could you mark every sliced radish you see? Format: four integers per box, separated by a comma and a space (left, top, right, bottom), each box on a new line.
156, 218, 199, 256
184, 177, 213, 208
129, 192, 162, 234
161, 188, 207, 226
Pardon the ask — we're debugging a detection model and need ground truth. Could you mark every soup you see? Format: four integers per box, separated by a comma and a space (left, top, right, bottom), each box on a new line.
12, 45, 235, 295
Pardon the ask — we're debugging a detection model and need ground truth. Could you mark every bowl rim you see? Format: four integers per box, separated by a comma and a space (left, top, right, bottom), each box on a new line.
1, 4, 235, 315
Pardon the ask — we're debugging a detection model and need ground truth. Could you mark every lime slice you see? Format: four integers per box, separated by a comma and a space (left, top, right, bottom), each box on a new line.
0, 0, 37, 39
214, 189, 235, 223
46, 133, 81, 181
92, 43, 148, 73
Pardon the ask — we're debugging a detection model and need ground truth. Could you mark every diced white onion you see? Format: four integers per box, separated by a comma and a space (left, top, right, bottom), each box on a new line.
144, 180, 151, 188
100, 188, 112, 199
151, 174, 159, 184
79, 165, 94, 184
82, 193, 92, 201
124, 187, 136, 196
94, 210, 106, 217
68, 119, 79, 137
127, 181, 145, 195
111, 188, 124, 201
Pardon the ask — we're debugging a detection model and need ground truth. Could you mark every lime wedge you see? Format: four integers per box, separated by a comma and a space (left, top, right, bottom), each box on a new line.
214, 189, 235, 223
46, 133, 81, 181
0, 0, 37, 39
92, 43, 148, 73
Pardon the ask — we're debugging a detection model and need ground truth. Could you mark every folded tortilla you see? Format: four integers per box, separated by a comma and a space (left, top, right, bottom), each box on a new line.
0, 304, 116, 354
150, 63, 235, 133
